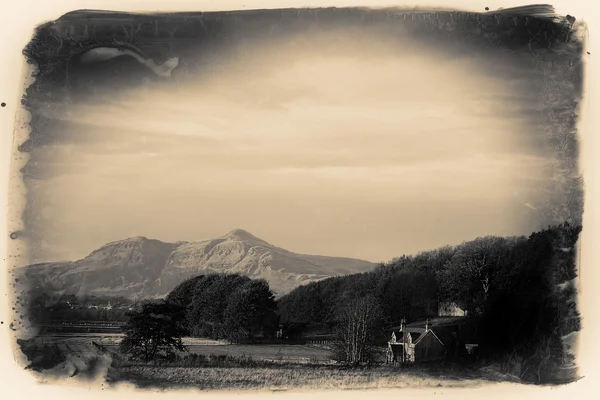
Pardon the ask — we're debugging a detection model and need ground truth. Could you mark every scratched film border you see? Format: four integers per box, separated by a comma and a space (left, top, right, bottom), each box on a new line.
7, 4, 586, 386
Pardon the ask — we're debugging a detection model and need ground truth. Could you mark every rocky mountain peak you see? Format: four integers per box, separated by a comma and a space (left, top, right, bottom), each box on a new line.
221, 229, 273, 247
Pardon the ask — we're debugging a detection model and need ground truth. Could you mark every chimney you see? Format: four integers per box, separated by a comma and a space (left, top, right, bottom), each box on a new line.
425, 319, 429, 332
400, 317, 407, 364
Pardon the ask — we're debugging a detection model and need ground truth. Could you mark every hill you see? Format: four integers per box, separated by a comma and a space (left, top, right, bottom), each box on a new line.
19, 229, 376, 299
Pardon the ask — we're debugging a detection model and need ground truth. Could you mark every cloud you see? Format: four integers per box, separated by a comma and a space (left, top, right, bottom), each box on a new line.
24, 33, 556, 263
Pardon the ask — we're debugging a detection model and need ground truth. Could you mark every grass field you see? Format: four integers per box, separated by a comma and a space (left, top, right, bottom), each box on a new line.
18, 333, 330, 369
22, 333, 332, 363
27, 333, 228, 346
16, 333, 535, 390
113, 365, 519, 391
183, 344, 332, 363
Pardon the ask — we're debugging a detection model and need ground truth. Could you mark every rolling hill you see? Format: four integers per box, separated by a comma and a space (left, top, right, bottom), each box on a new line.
19, 229, 376, 298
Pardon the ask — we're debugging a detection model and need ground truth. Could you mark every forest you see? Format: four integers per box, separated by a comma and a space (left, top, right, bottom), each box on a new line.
278, 222, 582, 375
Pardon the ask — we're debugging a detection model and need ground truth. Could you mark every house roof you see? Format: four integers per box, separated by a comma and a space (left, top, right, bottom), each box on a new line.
389, 317, 467, 331
390, 324, 446, 347
390, 326, 426, 334
413, 329, 445, 346
406, 317, 467, 328
390, 329, 445, 347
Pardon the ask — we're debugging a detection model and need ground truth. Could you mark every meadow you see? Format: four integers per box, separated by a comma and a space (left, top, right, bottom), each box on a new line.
22, 333, 332, 362
113, 364, 519, 391
17, 332, 524, 391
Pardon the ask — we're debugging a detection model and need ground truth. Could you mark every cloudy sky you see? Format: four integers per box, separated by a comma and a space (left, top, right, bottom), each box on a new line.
26, 27, 551, 263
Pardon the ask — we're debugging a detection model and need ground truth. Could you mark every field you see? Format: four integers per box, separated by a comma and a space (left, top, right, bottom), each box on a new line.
183, 344, 332, 363
18, 331, 338, 377
16, 331, 524, 391
114, 365, 519, 391
22, 333, 333, 364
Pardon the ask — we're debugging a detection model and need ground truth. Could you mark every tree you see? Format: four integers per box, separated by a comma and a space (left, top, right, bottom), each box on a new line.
164, 273, 278, 342
436, 236, 519, 316
332, 295, 385, 365
166, 274, 206, 306
223, 279, 278, 343
120, 300, 187, 362
186, 274, 251, 338
471, 224, 581, 382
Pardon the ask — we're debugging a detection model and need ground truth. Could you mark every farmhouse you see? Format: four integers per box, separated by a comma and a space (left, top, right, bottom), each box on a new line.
386, 319, 445, 364
386, 303, 480, 364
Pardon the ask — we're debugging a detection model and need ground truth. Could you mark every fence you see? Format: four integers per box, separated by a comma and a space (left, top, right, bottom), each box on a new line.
37, 321, 125, 334
306, 339, 335, 345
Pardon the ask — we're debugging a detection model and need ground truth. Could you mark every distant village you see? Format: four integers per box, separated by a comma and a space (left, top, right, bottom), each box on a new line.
62, 300, 134, 311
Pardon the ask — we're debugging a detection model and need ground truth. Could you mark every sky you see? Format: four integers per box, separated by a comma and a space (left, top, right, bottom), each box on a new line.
25, 27, 553, 263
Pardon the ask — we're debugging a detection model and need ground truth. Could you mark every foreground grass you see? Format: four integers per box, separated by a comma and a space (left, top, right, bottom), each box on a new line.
20, 333, 577, 389
183, 344, 332, 363
111, 364, 520, 391
17, 336, 529, 390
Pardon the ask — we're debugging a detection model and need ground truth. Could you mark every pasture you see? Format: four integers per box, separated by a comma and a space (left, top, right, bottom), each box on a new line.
19, 332, 333, 365
114, 365, 518, 391
16, 332, 522, 390
183, 344, 331, 363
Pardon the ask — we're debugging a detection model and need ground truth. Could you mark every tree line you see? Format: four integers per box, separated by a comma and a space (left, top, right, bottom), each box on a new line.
25, 293, 134, 323
118, 274, 279, 361
165, 273, 278, 343
278, 222, 582, 380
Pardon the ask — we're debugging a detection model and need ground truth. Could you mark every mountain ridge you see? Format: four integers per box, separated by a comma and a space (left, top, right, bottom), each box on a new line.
20, 229, 377, 298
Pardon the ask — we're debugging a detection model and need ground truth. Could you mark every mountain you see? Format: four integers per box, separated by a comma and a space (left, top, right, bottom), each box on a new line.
19, 229, 376, 298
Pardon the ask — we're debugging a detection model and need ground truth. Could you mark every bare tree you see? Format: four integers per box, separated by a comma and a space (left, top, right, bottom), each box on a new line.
333, 295, 384, 365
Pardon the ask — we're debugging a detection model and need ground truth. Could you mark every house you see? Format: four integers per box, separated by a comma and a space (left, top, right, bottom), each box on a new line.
386, 309, 480, 364
386, 319, 445, 364
438, 301, 467, 317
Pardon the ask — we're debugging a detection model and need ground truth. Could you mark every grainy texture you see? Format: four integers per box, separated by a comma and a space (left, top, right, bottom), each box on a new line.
10, 4, 586, 389
112, 365, 520, 391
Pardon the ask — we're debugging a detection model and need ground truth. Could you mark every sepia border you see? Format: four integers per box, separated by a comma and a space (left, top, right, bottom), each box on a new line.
1, 0, 597, 398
